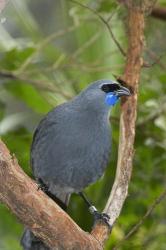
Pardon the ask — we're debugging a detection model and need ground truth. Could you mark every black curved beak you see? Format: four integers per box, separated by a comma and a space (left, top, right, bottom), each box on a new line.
116, 85, 131, 97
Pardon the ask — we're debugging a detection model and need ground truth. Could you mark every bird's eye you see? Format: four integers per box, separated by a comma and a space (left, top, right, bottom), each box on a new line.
101, 83, 120, 93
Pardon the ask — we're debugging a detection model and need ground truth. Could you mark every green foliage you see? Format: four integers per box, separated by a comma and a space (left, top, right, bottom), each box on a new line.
97, 1, 118, 13
6, 81, 52, 113
0, 48, 35, 70
0, 0, 166, 250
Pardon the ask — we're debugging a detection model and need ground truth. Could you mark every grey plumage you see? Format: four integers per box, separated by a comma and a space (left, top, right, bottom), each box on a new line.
21, 79, 130, 250
21, 229, 49, 250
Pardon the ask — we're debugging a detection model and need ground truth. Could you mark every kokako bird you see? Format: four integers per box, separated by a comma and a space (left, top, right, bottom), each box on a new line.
21, 79, 130, 250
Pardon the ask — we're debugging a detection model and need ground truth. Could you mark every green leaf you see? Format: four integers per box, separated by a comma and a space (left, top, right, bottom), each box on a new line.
0, 101, 5, 120
0, 47, 35, 70
97, 1, 117, 13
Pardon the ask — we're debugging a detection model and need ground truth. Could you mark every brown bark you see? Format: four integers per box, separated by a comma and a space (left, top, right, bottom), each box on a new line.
0, 140, 102, 250
104, 1, 145, 224
0, 1, 150, 249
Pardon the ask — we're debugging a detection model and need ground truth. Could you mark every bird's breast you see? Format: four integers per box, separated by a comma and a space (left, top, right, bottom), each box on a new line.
31, 108, 111, 192
65, 120, 111, 190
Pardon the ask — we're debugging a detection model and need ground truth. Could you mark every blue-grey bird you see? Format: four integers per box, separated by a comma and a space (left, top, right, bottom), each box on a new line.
21, 79, 130, 250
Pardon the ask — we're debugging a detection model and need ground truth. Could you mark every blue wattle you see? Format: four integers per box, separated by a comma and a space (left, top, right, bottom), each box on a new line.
105, 93, 119, 106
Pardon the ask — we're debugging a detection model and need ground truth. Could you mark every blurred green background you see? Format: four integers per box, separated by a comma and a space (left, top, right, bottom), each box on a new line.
0, 0, 166, 249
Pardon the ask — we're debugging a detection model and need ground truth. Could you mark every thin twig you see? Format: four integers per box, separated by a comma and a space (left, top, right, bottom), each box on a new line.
112, 188, 166, 250
61, 63, 123, 73
69, 0, 126, 56
16, 24, 79, 74
50, 31, 101, 71
0, 69, 72, 99
145, 48, 166, 70
72, 31, 101, 58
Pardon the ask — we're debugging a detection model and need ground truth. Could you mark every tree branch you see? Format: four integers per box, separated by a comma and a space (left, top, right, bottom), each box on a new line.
151, 6, 166, 21
104, 0, 145, 224
0, 139, 103, 250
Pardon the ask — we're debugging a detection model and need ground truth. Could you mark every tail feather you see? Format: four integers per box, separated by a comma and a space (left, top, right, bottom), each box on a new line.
21, 228, 49, 250
21, 180, 71, 249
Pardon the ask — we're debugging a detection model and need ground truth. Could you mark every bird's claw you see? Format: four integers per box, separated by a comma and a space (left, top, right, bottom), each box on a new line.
94, 211, 110, 225
89, 206, 111, 229
94, 211, 111, 229
37, 180, 48, 192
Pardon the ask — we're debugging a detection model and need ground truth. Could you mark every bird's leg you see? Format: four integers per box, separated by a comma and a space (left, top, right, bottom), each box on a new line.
78, 192, 110, 227
78, 191, 93, 208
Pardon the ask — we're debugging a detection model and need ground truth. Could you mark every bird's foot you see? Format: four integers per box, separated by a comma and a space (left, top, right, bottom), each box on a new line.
37, 183, 48, 193
37, 179, 49, 192
89, 206, 111, 229
78, 192, 111, 228
94, 211, 110, 225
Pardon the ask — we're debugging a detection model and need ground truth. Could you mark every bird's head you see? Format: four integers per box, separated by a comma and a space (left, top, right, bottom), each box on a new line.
100, 80, 131, 106
78, 79, 131, 111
